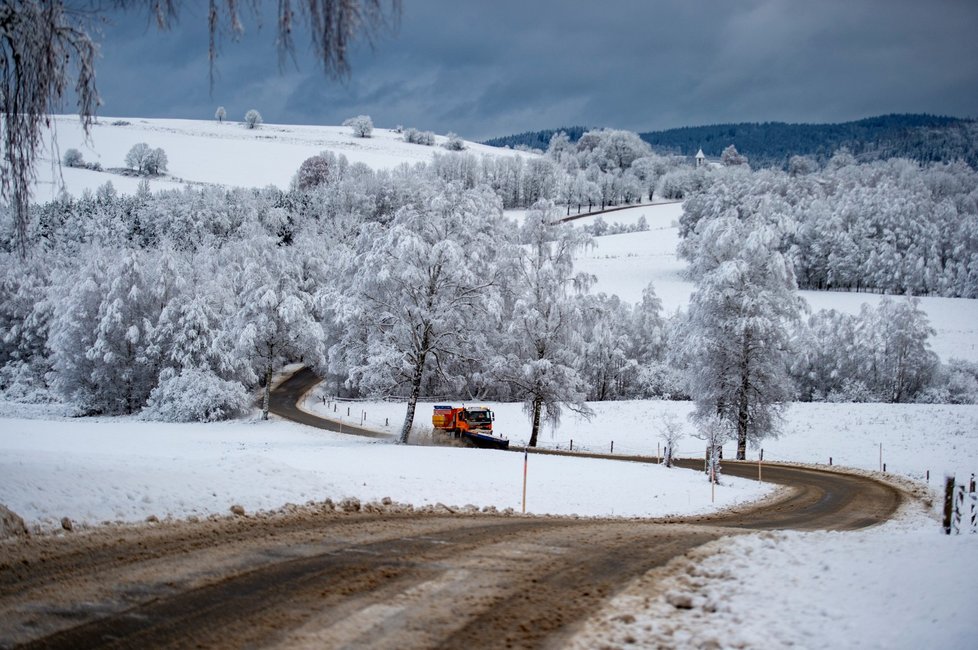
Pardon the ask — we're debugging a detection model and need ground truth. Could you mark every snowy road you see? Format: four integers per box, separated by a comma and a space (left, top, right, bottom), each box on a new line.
0, 373, 908, 648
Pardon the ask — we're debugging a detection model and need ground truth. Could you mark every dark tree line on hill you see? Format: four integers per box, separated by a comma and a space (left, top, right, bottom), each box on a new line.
483, 126, 589, 152
485, 114, 978, 170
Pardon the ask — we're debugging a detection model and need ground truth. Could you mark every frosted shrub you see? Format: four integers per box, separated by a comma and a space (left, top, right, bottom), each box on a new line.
0, 361, 54, 404
143, 369, 250, 422
244, 109, 263, 130
443, 132, 465, 151
403, 128, 435, 146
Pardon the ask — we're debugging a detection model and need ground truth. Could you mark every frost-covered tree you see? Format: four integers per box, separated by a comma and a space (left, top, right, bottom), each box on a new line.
343, 115, 374, 138
680, 216, 803, 459
0, 255, 51, 397
579, 293, 638, 400
721, 144, 749, 167
658, 413, 684, 467
125, 143, 151, 173
244, 109, 263, 130
125, 143, 168, 176
63, 148, 84, 168
227, 242, 325, 420
47, 248, 167, 414
501, 201, 593, 446
790, 298, 938, 404
48, 251, 108, 411
215, 105, 226, 123
332, 184, 504, 443
145, 147, 168, 175
866, 297, 939, 403
294, 153, 337, 191
694, 414, 731, 482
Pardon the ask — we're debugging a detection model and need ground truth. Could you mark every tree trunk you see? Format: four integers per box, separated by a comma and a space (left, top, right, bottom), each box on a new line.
399, 350, 427, 444
261, 364, 273, 421
528, 395, 543, 447
736, 336, 750, 460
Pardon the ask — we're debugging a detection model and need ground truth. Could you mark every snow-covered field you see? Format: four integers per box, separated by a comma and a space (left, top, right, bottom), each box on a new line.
571, 202, 978, 363
31, 115, 526, 201
0, 403, 771, 532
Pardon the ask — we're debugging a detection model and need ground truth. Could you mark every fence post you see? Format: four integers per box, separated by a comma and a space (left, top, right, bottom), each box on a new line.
943, 475, 955, 534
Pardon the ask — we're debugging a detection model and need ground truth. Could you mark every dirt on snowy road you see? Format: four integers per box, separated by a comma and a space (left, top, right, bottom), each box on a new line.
0, 371, 905, 649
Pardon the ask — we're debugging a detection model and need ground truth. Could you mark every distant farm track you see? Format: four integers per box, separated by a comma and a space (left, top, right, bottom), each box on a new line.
1, 370, 904, 649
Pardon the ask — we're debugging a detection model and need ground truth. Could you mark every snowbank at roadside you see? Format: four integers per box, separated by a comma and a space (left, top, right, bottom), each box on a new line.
568, 505, 978, 649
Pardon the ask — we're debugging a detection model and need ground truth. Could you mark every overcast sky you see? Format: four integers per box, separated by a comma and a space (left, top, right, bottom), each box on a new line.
85, 0, 978, 141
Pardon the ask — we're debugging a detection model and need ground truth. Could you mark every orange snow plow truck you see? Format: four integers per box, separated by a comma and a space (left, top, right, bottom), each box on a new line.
432, 405, 509, 450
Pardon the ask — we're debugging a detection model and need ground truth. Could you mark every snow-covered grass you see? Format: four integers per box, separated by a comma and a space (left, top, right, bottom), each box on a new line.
569, 510, 978, 649
32, 115, 527, 201
306, 394, 978, 492
0, 403, 771, 532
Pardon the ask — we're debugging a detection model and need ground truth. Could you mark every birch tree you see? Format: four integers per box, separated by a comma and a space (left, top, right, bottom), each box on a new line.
333, 184, 504, 443
502, 201, 593, 447
680, 216, 803, 459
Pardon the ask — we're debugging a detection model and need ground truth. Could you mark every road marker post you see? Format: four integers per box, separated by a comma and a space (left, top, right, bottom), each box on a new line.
879, 442, 883, 472
758, 448, 763, 482
522, 446, 528, 514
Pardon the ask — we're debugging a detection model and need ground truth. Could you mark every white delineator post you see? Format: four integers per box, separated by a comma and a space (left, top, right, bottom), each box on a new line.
522, 446, 528, 514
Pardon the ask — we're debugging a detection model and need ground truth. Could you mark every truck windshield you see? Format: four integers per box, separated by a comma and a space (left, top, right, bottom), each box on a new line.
466, 410, 491, 423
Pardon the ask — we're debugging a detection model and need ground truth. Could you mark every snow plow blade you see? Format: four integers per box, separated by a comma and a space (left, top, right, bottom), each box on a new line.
461, 430, 510, 450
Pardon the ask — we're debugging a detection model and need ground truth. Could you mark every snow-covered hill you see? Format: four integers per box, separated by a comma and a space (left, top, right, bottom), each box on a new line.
32, 115, 526, 201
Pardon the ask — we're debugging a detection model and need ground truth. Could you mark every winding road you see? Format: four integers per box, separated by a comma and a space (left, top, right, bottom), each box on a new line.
0, 369, 904, 649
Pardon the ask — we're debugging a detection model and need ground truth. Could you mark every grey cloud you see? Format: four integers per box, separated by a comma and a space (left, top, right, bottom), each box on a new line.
84, 1, 978, 141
